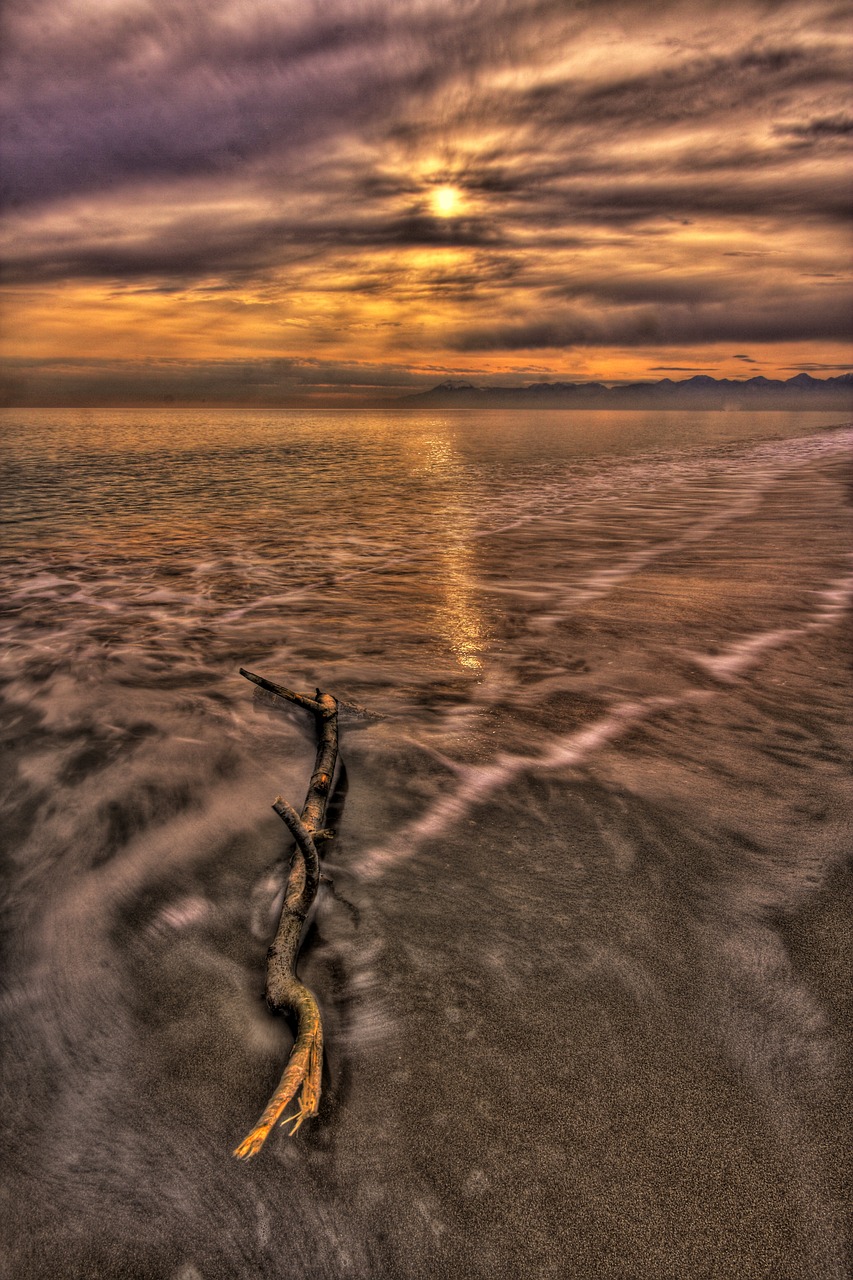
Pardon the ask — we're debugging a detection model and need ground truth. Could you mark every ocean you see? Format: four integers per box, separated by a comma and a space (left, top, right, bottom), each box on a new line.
1, 407, 851, 1279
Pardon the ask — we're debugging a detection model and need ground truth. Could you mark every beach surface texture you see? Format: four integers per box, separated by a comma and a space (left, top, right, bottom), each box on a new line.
1, 407, 851, 1279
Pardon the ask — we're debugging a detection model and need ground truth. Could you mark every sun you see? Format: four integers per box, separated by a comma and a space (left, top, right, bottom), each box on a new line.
431, 185, 462, 217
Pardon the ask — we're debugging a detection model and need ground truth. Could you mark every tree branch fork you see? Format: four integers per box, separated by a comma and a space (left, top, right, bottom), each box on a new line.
233, 668, 344, 1160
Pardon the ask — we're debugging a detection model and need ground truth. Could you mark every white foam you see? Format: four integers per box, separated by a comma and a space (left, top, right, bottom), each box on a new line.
696, 558, 853, 680
149, 895, 210, 935
356, 540, 853, 882
698, 628, 805, 680
356, 690, 712, 881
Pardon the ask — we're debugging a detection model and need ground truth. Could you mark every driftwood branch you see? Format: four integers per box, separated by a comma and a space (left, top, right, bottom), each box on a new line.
241, 664, 382, 725
233, 669, 340, 1160
238, 667, 320, 716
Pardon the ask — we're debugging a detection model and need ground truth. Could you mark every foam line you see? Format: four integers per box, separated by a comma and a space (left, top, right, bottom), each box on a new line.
696, 559, 853, 680
356, 690, 712, 882
358, 551, 853, 881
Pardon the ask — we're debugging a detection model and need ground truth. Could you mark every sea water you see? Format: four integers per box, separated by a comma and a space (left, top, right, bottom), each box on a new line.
1, 408, 851, 1278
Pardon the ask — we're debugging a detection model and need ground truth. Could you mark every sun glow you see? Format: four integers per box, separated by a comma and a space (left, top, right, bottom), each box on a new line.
431, 185, 462, 218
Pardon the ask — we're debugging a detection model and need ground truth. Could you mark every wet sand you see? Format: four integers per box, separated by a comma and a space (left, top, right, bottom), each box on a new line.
1, 410, 851, 1278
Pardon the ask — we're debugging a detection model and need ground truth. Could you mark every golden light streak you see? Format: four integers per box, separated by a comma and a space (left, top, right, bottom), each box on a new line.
415, 434, 488, 672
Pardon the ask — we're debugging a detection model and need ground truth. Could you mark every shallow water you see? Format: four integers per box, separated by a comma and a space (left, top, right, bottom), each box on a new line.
1, 408, 851, 1279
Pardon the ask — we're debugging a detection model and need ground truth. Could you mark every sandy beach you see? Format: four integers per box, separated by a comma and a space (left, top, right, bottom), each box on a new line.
1, 409, 851, 1278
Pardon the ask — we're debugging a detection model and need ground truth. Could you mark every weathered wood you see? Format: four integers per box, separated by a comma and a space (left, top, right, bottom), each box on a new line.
238, 666, 320, 715
241, 664, 382, 725
233, 678, 339, 1160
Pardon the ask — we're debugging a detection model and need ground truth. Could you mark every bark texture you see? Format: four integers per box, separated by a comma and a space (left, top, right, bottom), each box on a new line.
233, 668, 339, 1160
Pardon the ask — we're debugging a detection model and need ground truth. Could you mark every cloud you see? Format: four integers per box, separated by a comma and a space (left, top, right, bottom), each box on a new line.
2, 0, 849, 214
0, 205, 510, 284
1, 0, 850, 380
0, 0, 586, 207
776, 114, 853, 138
452, 293, 853, 350
0, 353, 439, 406
786, 361, 853, 371
507, 42, 846, 141
1, 1, 415, 206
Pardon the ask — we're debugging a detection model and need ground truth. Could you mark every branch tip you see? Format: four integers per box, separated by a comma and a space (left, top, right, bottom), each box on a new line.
239, 668, 320, 714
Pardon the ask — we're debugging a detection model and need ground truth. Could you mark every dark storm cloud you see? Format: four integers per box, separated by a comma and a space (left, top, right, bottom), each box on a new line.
777, 114, 853, 137
2, 166, 845, 287
1, 0, 848, 212
543, 274, 773, 309
0, 0, 571, 207
452, 291, 853, 350
505, 42, 844, 136
0, 1, 403, 205
0, 206, 510, 285
0, 353, 436, 406
473, 168, 851, 227
544, 275, 734, 306
1, 0, 851, 370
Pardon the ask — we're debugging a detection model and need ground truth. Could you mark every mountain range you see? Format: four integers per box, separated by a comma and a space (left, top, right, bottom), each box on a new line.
398, 372, 853, 410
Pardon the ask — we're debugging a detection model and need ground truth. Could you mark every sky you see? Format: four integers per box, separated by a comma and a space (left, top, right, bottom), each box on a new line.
0, 0, 851, 406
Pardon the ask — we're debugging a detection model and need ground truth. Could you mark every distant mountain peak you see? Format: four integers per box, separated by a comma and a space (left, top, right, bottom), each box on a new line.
400, 372, 853, 408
